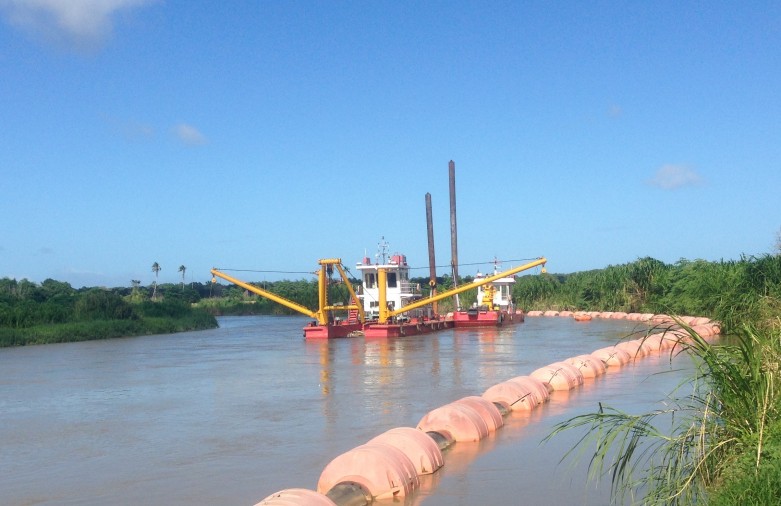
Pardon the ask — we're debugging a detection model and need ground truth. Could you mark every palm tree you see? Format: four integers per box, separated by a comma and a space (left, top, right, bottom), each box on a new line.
178, 265, 186, 289
151, 262, 161, 300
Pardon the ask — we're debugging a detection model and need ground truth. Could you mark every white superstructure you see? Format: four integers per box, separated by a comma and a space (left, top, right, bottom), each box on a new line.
474, 267, 515, 311
356, 253, 424, 320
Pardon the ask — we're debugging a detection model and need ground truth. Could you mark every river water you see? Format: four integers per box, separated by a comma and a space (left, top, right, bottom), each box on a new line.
0, 316, 695, 505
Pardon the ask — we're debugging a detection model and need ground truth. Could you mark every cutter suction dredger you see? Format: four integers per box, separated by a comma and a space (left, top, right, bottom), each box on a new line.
211, 256, 547, 339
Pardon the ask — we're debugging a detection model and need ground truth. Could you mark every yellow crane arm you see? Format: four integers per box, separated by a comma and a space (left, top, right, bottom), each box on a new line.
331, 262, 365, 323
379, 257, 547, 323
210, 268, 317, 319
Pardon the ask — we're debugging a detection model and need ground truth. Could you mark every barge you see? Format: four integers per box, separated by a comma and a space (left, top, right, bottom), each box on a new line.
212, 253, 546, 339
452, 264, 524, 328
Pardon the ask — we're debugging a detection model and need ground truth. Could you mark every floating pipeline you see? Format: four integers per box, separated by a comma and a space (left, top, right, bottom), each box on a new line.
253, 312, 722, 506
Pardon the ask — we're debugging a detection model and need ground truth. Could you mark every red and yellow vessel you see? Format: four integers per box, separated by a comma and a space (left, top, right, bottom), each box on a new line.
211, 254, 547, 339
452, 265, 525, 328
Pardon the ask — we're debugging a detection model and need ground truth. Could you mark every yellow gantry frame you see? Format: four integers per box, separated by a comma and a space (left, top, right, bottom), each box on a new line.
377, 257, 547, 324
211, 258, 364, 326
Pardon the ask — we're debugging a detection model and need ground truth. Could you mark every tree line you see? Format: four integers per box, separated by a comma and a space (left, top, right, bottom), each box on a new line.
0, 278, 217, 346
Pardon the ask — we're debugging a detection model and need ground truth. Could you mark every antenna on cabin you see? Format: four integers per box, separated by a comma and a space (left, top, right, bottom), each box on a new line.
376, 236, 389, 265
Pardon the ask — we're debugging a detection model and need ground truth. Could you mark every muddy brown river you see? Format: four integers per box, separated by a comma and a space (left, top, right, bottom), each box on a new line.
0, 315, 693, 505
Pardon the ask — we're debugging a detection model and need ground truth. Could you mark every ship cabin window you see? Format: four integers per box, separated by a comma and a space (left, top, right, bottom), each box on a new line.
387, 272, 397, 288
365, 273, 376, 289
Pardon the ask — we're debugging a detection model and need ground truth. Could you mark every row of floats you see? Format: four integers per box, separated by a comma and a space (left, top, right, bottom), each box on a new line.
256, 312, 722, 505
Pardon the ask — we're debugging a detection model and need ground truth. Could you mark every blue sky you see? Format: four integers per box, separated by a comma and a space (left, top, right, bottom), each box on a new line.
1, 1, 779, 288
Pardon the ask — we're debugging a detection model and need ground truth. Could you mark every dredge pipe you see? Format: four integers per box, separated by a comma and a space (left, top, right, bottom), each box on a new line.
325, 482, 373, 506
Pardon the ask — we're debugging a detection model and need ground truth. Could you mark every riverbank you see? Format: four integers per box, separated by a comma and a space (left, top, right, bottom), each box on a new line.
0, 311, 218, 347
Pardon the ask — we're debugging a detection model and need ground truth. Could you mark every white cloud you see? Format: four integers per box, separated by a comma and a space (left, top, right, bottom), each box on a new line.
0, 0, 156, 49
647, 164, 704, 190
173, 123, 207, 146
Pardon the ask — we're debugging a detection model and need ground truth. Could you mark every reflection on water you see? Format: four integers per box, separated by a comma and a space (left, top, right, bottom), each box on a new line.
0, 315, 692, 505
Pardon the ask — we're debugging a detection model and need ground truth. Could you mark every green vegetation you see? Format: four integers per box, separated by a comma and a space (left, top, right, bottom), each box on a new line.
530, 254, 781, 505
514, 255, 781, 331
0, 278, 217, 347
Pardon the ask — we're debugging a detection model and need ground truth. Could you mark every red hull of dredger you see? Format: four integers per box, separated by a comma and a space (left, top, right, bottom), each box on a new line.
363, 318, 454, 338
452, 309, 525, 328
303, 321, 364, 339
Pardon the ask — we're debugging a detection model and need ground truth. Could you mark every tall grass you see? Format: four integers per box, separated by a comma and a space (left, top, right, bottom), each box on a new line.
529, 255, 781, 504
546, 313, 781, 504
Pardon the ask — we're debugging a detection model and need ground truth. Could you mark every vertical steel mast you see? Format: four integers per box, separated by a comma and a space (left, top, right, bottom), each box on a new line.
425, 192, 438, 315
449, 160, 460, 310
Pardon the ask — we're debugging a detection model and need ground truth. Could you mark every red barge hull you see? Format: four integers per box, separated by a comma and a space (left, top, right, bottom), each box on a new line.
363, 318, 454, 338
452, 309, 525, 328
303, 321, 364, 339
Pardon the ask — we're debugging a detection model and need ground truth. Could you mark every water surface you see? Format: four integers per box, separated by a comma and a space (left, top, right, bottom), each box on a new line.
0, 316, 693, 505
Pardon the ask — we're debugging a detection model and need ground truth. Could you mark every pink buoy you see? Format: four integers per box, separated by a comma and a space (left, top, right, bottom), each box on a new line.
454, 396, 504, 431
591, 346, 631, 367
530, 362, 583, 390
317, 443, 419, 500
368, 427, 444, 475
651, 314, 674, 325
659, 328, 688, 348
417, 403, 490, 442
641, 333, 668, 352
614, 339, 647, 359
483, 381, 537, 411
632, 337, 658, 355
566, 354, 606, 378
507, 375, 551, 405
679, 316, 697, 325
256, 488, 337, 506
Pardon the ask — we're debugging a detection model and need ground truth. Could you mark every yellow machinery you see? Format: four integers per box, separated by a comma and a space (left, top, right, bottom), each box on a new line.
211, 258, 365, 325
212, 256, 547, 328
376, 257, 547, 324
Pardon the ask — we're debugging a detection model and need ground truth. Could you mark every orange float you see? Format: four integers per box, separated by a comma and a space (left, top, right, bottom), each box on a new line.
453, 396, 504, 432
530, 362, 584, 390
416, 403, 490, 442
507, 375, 551, 405
317, 443, 419, 500
566, 354, 606, 378
590, 346, 632, 367
483, 381, 537, 412
368, 427, 444, 475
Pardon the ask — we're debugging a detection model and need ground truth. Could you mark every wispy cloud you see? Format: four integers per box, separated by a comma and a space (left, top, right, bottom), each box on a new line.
103, 115, 155, 141
0, 0, 156, 50
647, 164, 704, 190
608, 104, 623, 118
173, 123, 207, 146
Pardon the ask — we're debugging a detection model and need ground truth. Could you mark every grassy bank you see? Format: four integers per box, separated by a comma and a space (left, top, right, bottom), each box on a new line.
0, 311, 217, 347
0, 280, 218, 347
532, 255, 781, 505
